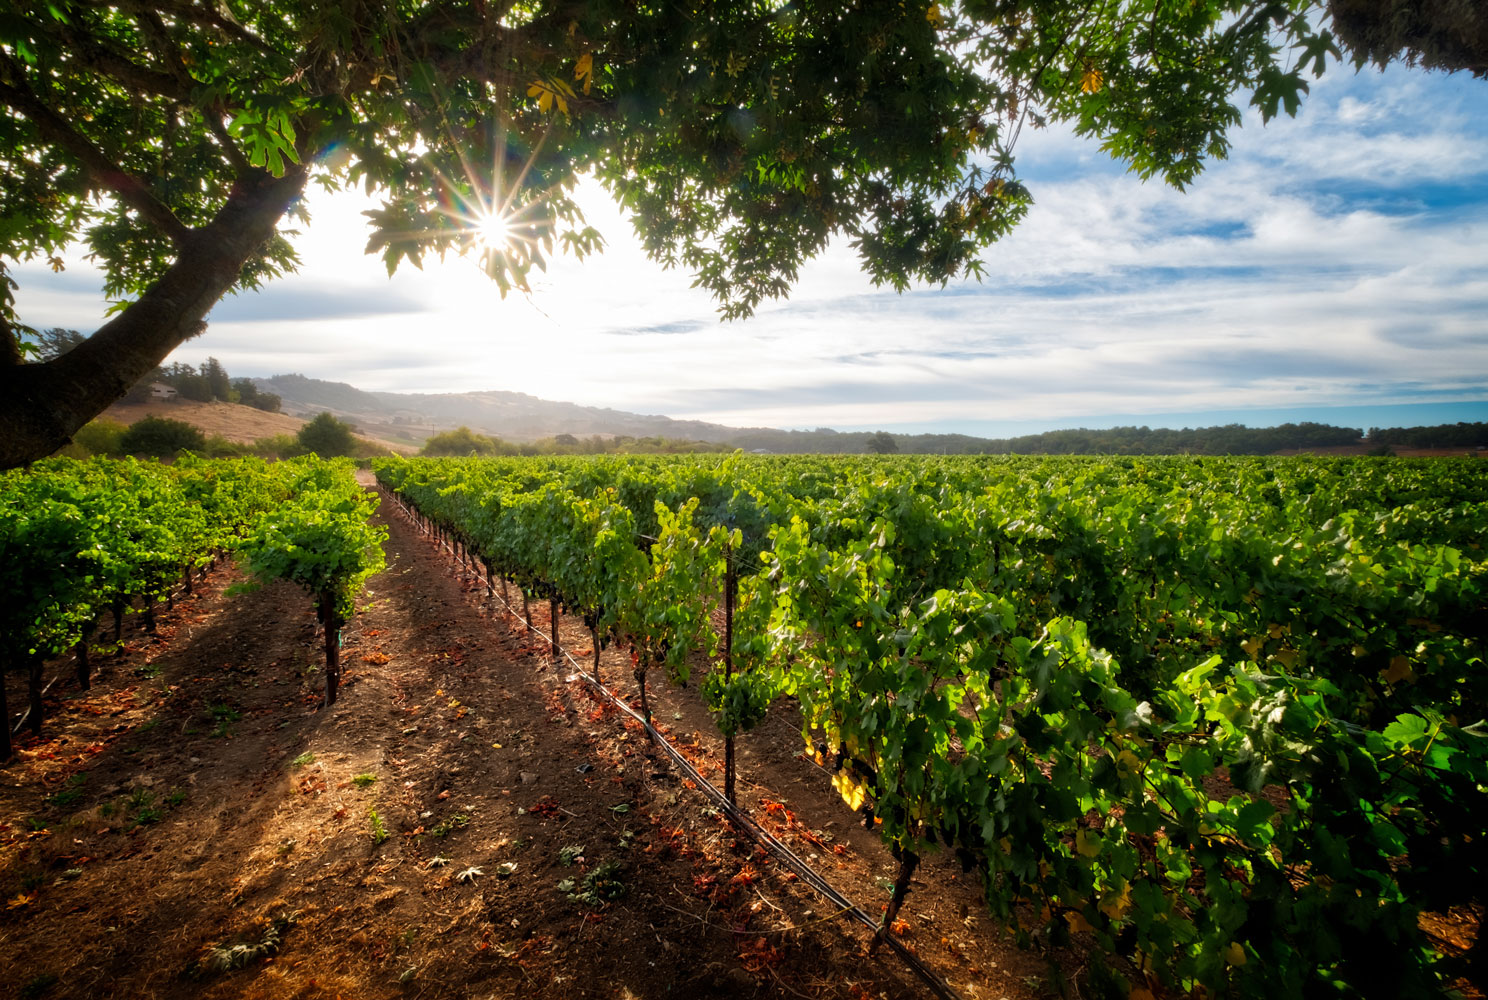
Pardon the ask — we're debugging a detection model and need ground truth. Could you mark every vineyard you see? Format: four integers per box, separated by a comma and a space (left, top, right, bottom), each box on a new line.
372, 453, 1487, 999
1, 452, 1484, 999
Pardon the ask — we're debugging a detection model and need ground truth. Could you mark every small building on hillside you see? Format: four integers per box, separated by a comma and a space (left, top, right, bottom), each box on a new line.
149, 382, 178, 401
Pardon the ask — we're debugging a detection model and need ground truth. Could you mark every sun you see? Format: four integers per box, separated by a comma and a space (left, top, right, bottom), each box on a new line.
475, 213, 510, 250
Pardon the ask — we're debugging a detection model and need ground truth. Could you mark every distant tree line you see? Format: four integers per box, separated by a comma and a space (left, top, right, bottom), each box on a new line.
726, 421, 1483, 456
418, 420, 1486, 458
420, 427, 727, 457
124, 355, 281, 413
974, 422, 1366, 455
1365, 422, 1488, 449
29, 328, 283, 413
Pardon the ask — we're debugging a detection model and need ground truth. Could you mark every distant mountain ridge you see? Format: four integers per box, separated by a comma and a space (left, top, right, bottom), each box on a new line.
252, 374, 1483, 456
253, 373, 758, 445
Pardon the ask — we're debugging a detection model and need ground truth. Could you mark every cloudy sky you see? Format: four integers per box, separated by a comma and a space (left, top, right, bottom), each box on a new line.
15, 61, 1488, 437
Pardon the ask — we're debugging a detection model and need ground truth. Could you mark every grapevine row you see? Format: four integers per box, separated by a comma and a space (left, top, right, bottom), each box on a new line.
1, 455, 385, 754
374, 453, 1486, 999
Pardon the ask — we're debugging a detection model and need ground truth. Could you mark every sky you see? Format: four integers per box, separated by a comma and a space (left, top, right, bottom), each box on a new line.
14, 61, 1488, 438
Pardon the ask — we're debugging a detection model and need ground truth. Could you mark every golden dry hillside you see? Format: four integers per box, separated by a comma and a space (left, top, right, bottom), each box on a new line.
101, 398, 415, 454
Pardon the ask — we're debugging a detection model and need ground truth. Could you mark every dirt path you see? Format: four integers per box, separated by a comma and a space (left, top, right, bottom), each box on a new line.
0, 489, 1054, 1000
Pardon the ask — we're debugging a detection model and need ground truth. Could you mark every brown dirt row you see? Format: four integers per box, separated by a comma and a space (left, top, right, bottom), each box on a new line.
0, 487, 1054, 1000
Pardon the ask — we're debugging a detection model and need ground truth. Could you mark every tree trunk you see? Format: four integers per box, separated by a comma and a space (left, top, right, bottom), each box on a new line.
112, 599, 125, 644
182, 565, 193, 596
0, 166, 310, 469
521, 591, 532, 632
549, 596, 560, 658
143, 601, 156, 634
590, 625, 602, 683
27, 655, 44, 737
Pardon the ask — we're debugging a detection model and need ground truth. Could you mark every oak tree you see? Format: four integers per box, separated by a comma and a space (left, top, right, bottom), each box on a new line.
0, 0, 1466, 468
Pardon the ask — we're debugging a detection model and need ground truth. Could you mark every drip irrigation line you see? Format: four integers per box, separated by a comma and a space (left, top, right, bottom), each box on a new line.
379, 485, 965, 1000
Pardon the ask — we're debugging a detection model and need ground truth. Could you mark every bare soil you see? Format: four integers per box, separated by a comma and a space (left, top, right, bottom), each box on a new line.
1, 487, 1055, 1000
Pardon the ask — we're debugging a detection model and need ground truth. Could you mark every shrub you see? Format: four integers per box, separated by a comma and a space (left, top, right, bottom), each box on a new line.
421, 426, 506, 457
296, 412, 356, 458
252, 434, 303, 459
119, 416, 206, 457
204, 434, 251, 458
73, 418, 128, 457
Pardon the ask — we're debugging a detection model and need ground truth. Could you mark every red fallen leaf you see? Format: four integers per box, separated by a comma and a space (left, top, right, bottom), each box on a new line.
529, 797, 561, 818
729, 865, 760, 887
891, 918, 911, 936
437, 790, 451, 800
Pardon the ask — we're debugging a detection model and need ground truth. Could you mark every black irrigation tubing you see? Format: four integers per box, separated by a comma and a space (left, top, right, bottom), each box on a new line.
379, 485, 965, 1000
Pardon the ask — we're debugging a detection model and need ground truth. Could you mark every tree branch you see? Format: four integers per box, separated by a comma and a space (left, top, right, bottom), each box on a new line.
120, 0, 286, 63
37, 15, 195, 101
132, 7, 199, 92
0, 165, 310, 467
1, 318, 23, 368
206, 113, 255, 176
0, 62, 193, 246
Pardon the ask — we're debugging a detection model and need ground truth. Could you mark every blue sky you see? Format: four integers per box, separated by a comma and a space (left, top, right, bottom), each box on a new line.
14, 61, 1488, 437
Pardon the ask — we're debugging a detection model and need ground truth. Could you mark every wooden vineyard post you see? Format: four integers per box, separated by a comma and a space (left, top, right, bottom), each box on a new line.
75, 621, 96, 691
549, 596, 561, 658
0, 661, 10, 761
590, 624, 602, 683
724, 545, 736, 805
318, 593, 343, 707
26, 654, 44, 737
